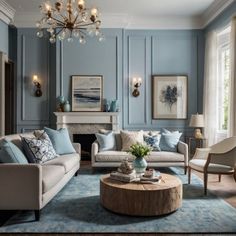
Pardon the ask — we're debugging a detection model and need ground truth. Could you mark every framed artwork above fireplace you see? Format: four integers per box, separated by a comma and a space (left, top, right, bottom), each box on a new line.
72, 75, 103, 112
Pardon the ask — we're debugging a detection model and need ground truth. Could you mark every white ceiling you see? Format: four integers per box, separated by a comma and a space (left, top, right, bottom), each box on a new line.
4, 0, 235, 29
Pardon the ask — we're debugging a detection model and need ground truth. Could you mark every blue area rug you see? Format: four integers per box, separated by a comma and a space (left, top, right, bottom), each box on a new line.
1, 167, 236, 233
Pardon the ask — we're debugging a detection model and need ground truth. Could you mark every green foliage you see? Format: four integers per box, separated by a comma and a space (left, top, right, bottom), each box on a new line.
127, 143, 152, 158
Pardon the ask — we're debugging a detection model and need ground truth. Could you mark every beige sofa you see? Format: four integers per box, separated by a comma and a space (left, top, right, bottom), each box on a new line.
92, 132, 188, 173
0, 133, 81, 221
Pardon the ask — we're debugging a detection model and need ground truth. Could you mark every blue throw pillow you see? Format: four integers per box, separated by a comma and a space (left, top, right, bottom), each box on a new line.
144, 134, 161, 151
0, 139, 28, 164
44, 127, 76, 155
159, 132, 182, 152
95, 132, 116, 151
161, 128, 180, 134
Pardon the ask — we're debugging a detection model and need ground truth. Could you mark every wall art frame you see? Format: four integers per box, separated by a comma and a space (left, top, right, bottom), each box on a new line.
72, 75, 103, 112
152, 75, 188, 119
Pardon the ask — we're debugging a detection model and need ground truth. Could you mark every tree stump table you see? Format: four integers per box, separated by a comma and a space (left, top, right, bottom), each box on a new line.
100, 173, 182, 216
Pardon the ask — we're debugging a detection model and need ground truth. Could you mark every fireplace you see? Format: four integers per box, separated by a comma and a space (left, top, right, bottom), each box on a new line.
54, 112, 119, 160
73, 134, 96, 160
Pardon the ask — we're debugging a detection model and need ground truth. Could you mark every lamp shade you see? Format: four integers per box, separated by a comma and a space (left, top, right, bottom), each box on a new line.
189, 114, 204, 127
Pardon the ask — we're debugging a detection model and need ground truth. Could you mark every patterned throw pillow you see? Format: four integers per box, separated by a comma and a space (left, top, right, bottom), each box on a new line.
144, 134, 161, 151
120, 130, 144, 151
21, 131, 58, 164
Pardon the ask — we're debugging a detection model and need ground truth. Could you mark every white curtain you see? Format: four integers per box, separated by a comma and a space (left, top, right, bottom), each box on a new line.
203, 31, 218, 146
228, 16, 236, 137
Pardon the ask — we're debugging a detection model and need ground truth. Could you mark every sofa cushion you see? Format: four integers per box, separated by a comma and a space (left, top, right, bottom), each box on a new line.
43, 154, 80, 173
0, 139, 28, 164
95, 132, 116, 151
120, 130, 144, 151
21, 132, 58, 164
146, 151, 184, 162
96, 151, 134, 162
44, 127, 76, 155
95, 151, 184, 162
42, 165, 65, 193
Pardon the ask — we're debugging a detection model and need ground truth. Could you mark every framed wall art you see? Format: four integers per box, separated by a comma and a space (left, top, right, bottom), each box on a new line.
72, 75, 103, 112
152, 75, 188, 119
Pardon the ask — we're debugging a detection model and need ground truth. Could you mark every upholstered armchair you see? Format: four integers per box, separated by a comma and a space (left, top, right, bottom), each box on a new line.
188, 137, 236, 195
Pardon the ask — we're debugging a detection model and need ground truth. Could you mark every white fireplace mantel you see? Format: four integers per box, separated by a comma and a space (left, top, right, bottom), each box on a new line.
54, 112, 119, 134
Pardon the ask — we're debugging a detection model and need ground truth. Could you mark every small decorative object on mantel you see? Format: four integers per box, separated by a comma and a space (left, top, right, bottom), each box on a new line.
56, 96, 65, 112
127, 143, 152, 174
63, 101, 71, 112
109, 100, 118, 112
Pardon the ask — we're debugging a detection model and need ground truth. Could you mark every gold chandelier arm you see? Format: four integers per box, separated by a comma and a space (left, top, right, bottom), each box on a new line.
74, 21, 99, 28
55, 27, 65, 36
49, 16, 65, 27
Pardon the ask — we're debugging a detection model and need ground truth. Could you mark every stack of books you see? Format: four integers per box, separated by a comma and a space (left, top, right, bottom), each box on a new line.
110, 171, 137, 183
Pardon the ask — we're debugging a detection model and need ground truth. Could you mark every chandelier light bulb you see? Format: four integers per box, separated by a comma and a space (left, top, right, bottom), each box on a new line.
37, 30, 44, 38
37, 0, 104, 44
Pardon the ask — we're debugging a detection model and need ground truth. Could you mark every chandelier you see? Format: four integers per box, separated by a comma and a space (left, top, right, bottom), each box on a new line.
36, 0, 104, 44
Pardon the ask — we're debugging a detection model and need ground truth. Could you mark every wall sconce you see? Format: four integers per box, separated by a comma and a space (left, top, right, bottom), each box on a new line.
33, 75, 42, 97
132, 77, 142, 97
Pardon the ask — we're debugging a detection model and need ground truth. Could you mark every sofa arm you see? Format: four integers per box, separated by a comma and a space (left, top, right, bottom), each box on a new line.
0, 164, 42, 210
178, 141, 189, 166
73, 142, 81, 155
91, 141, 99, 166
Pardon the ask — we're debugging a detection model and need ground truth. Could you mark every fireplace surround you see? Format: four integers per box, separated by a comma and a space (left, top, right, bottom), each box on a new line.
54, 112, 119, 159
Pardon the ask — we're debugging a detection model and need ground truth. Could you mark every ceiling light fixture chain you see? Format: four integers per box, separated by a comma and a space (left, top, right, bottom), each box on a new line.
36, 0, 105, 44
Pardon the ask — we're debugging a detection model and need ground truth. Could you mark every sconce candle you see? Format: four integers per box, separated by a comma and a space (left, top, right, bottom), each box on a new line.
33, 75, 43, 97
132, 77, 142, 97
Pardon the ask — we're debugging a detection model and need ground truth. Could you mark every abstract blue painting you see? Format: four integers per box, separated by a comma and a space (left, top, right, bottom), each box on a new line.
72, 75, 103, 111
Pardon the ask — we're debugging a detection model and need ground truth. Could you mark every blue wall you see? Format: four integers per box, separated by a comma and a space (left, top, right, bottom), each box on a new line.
15, 28, 204, 134
16, 28, 52, 133
0, 20, 8, 55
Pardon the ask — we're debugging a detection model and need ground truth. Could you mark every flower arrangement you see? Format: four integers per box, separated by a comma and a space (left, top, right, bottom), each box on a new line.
127, 143, 152, 158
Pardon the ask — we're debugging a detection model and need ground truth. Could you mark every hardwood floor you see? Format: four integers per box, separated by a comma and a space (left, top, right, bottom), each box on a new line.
193, 170, 236, 208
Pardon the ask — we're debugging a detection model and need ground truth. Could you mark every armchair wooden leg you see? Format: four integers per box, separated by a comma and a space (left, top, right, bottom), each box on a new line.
34, 210, 40, 221
184, 166, 187, 175
204, 172, 208, 195
188, 167, 191, 184
218, 174, 221, 182
234, 171, 236, 182
74, 170, 79, 177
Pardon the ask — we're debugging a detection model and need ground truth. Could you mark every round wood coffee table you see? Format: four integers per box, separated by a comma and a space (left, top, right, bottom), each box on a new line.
100, 173, 182, 216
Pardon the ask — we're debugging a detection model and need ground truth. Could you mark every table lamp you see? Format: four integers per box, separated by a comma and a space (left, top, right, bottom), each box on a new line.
189, 113, 204, 139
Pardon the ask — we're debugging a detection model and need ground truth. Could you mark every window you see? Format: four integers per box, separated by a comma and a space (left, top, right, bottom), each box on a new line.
216, 27, 231, 139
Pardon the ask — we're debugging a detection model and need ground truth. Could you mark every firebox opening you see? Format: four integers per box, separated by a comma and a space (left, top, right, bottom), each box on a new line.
73, 134, 96, 160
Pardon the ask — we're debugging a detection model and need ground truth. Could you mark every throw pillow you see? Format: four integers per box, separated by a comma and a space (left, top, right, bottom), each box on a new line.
44, 127, 76, 155
161, 128, 180, 134
22, 132, 58, 164
159, 132, 182, 152
120, 130, 144, 151
144, 134, 161, 151
95, 131, 116, 151
0, 138, 28, 164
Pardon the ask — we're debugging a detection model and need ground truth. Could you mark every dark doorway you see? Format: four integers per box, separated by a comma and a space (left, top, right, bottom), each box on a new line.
5, 61, 15, 135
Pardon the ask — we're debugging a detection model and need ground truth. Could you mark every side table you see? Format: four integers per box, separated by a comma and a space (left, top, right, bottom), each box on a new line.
185, 137, 207, 158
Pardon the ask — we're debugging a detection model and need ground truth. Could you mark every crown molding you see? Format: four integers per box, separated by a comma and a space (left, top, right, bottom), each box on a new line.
202, 0, 234, 27
13, 12, 202, 29
0, 0, 15, 25
8, 0, 235, 29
